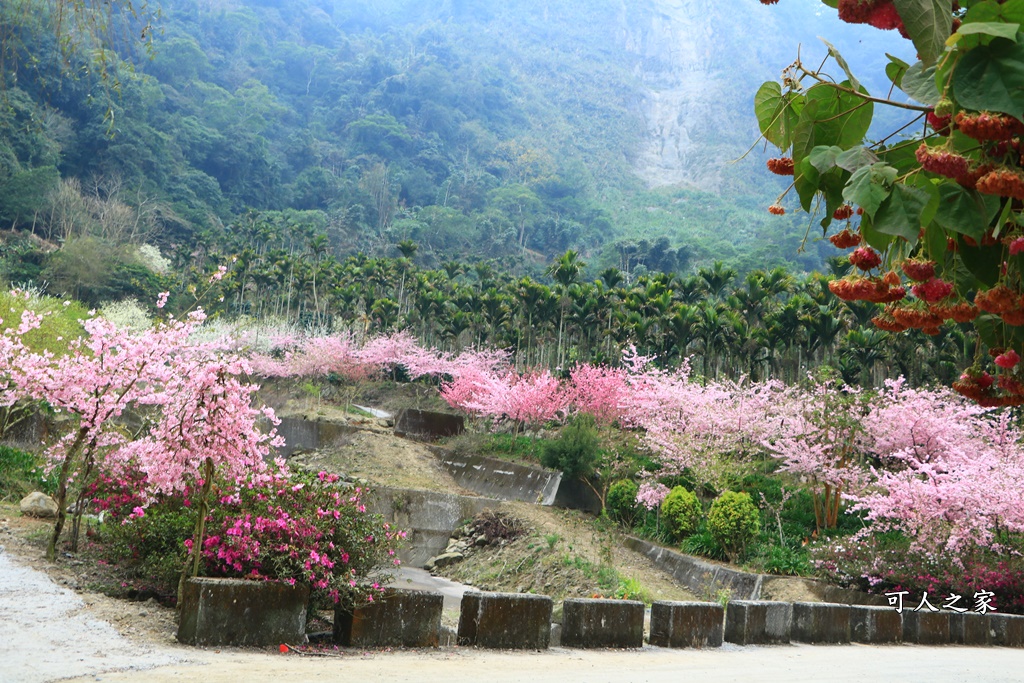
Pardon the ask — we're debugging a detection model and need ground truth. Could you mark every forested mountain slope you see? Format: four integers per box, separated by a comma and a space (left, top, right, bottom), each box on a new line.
0, 0, 911, 294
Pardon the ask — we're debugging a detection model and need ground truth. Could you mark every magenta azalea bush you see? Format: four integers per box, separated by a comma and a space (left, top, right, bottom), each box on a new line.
88, 465, 403, 606
201, 467, 404, 606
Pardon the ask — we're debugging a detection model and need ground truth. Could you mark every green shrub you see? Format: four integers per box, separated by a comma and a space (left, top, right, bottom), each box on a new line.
760, 545, 813, 576
708, 491, 760, 563
0, 445, 52, 500
606, 479, 639, 526
661, 486, 701, 540
99, 500, 194, 597
541, 417, 599, 480
679, 525, 727, 561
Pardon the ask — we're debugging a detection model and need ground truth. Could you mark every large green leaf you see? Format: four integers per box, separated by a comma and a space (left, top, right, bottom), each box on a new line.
893, 0, 954, 65
964, 0, 1024, 27
953, 37, 1024, 120
755, 82, 803, 150
899, 62, 940, 104
885, 54, 911, 88
931, 183, 999, 238
860, 215, 898, 252
958, 238, 1002, 286
843, 162, 897, 217
950, 21, 1020, 43
795, 157, 821, 212
873, 183, 934, 245
836, 146, 880, 172
792, 83, 873, 166
821, 39, 862, 91
808, 145, 843, 173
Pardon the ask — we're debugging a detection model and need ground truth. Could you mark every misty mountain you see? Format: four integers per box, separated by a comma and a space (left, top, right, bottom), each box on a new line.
0, 0, 913, 281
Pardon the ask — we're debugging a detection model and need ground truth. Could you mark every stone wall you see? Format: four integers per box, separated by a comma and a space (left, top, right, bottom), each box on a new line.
369, 486, 500, 567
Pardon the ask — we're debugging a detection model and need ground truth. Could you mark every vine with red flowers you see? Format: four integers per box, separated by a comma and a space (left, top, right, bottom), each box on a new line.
757, 0, 1024, 405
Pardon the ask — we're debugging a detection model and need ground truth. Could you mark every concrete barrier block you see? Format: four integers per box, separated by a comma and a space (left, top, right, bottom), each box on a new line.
949, 612, 990, 646
177, 577, 308, 647
649, 601, 724, 649
849, 606, 902, 644
457, 591, 552, 649
334, 588, 443, 647
991, 613, 1024, 648
394, 408, 464, 441
724, 601, 792, 645
561, 598, 645, 649
902, 610, 950, 645
791, 602, 850, 644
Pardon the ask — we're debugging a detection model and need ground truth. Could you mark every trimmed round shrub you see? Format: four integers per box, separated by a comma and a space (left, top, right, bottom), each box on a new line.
661, 486, 701, 540
606, 479, 639, 526
708, 491, 760, 563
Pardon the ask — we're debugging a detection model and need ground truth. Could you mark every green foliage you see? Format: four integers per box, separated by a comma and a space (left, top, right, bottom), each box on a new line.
707, 491, 761, 563
0, 445, 51, 500
541, 417, 600, 481
99, 501, 194, 597
606, 479, 639, 526
660, 486, 701, 540
679, 524, 728, 562
759, 544, 813, 576
0, 289, 88, 355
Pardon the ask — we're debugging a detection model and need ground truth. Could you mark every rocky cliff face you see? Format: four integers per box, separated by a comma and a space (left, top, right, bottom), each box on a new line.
616, 0, 781, 191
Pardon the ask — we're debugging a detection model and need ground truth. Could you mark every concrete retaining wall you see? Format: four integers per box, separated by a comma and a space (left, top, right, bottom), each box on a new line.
791, 602, 850, 644
649, 601, 724, 648
561, 598, 644, 649
850, 606, 902, 644
177, 578, 308, 647
433, 451, 562, 505
623, 537, 762, 600
369, 486, 499, 567
334, 588, 443, 647
458, 591, 552, 649
725, 601, 792, 645
991, 613, 1024, 647
949, 613, 990, 646
902, 610, 950, 645
394, 408, 465, 441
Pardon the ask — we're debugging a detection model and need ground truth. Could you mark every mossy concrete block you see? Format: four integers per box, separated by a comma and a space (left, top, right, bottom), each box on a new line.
850, 606, 902, 644
949, 612, 990, 646
561, 598, 644, 649
457, 591, 552, 649
902, 610, 950, 645
394, 408, 464, 441
177, 577, 308, 647
724, 601, 792, 645
649, 601, 724, 649
334, 588, 443, 647
791, 602, 850, 644
991, 613, 1024, 647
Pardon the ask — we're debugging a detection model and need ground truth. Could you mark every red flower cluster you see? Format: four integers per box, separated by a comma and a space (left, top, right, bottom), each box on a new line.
829, 277, 905, 303
976, 168, 1024, 200
890, 305, 943, 332
915, 143, 971, 183
911, 278, 953, 303
927, 111, 952, 135
768, 204, 786, 215
766, 157, 795, 175
955, 112, 1024, 142
849, 246, 882, 271
900, 258, 936, 282
837, 0, 905, 32
829, 228, 861, 248
930, 302, 979, 324
832, 205, 854, 221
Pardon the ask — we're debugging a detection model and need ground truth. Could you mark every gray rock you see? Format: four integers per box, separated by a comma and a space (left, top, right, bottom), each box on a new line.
20, 492, 58, 518
425, 552, 464, 571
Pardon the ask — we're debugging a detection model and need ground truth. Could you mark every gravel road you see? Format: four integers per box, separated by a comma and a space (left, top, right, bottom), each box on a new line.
2, 545, 1023, 683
